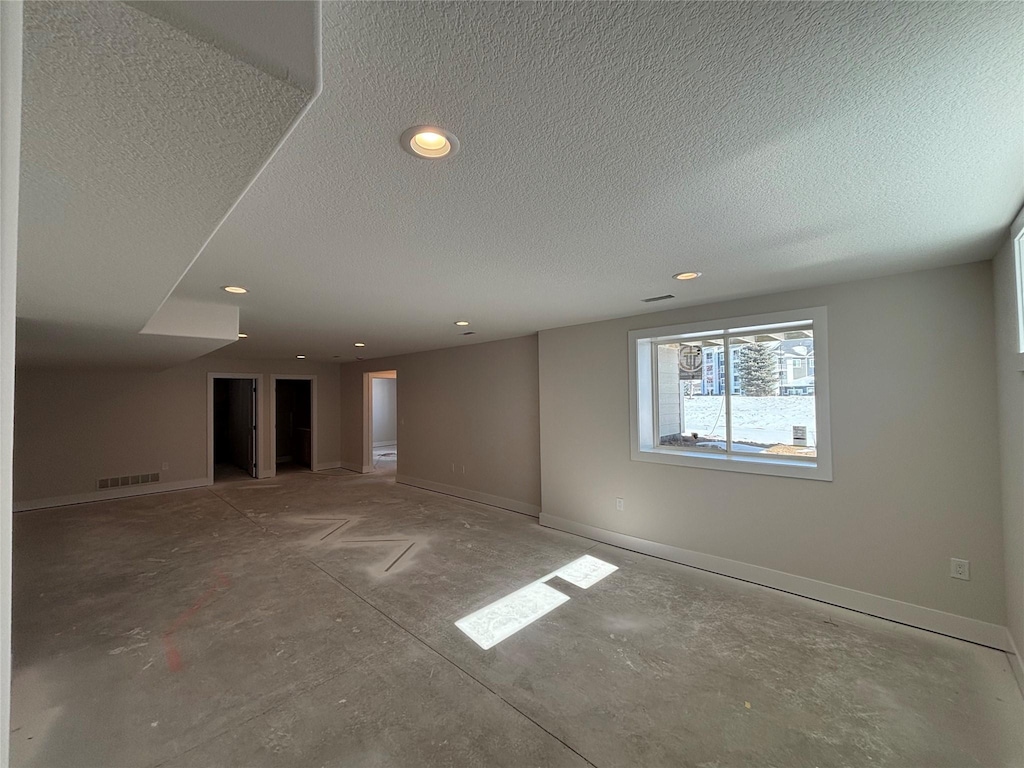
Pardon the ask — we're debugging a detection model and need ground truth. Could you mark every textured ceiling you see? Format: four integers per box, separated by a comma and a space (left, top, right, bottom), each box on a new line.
18, 2, 1024, 366
170, 1, 1024, 363
16, 1, 313, 366
128, 1, 319, 91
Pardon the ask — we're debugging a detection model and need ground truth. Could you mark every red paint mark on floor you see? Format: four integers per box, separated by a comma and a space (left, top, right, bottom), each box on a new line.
162, 568, 231, 672
162, 638, 183, 672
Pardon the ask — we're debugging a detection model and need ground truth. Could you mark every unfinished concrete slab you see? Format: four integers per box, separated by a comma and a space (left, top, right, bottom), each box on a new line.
11, 471, 1024, 767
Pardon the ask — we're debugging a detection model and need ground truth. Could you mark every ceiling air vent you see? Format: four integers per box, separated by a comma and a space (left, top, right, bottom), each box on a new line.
461, 331, 476, 336
642, 294, 675, 303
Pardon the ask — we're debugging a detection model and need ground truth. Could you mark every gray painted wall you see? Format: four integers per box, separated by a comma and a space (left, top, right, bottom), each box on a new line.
538, 262, 1005, 626
993, 230, 1024, 672
340, 336, 541, 513
13, 355, 341, 505
372, 377, 397, 446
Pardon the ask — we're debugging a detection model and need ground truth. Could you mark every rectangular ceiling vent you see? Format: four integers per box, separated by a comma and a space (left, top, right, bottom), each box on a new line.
642, 294, 675, 303
97, 472, 160, 490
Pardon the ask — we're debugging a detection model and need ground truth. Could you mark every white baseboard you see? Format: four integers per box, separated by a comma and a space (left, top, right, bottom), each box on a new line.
14, 477, 212, 512
540, 513, 1010, 652
1006, 628, 1024, 697
314, 461, 342, 472
396, 474, 541, 518
337, 460, 363, 473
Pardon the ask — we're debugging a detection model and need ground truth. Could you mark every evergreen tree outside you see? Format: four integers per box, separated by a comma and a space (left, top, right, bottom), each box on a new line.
735, 343, 779, 396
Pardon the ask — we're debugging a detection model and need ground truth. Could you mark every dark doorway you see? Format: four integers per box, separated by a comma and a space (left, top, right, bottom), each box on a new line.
275, 378, 312, 472
213, 378, 257, 481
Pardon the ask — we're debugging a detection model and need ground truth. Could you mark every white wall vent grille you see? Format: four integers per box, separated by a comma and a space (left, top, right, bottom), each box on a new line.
96, 472, 160, 490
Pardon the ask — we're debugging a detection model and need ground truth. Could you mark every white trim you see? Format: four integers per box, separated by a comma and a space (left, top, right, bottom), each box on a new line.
207, 373, 261, 484
1010, 205, 1024, 370
0, 4, 22, 764
338, 460, 363, 473
13, 477, 212, 513
396, 474, 541, 518
362, 372, 373, 470
364, 370, 397, 471
1006, 627, 1024, 698
628, 306, 832, 481
269, 374, 318, 476
314, 461, 341, 472
539, 513, 1010, 651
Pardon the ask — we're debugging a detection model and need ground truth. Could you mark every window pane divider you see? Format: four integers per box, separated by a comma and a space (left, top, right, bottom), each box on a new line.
723, 336, 732, 453
650, 341, 660, 449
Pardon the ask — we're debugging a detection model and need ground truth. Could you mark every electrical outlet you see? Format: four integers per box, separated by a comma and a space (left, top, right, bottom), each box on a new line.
615, 497, 624, 512
950, 558, 970, 581
161, 462, 169, 471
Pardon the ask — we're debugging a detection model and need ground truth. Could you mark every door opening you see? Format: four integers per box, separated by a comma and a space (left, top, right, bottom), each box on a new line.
212, 377, 257, 481
274, 377, 313, 474
369, 370, 397, 473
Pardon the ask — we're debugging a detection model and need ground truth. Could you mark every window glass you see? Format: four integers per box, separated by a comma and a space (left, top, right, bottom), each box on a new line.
728, 331, 816, 458
655, 340, 725, 453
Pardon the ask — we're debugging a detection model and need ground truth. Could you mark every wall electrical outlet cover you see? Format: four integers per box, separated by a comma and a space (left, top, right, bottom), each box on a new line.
950, 558, 970, 581
615, 497, 624, 512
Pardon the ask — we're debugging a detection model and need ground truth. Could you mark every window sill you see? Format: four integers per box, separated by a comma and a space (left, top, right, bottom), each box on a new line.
632, 445, 833, 481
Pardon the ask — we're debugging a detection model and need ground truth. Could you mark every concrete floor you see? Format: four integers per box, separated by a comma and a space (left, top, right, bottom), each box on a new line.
10, 469, 1023, 768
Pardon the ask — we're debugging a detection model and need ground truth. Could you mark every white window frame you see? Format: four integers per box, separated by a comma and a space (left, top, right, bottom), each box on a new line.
1012, 206, 1024, 370
629, 306, 832, 481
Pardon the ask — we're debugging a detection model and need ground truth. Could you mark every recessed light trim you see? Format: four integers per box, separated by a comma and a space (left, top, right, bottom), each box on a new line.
222, 285, 248, 294
354, 342, 366, 347
237, 333, 248, 338
454, 320, 470, 326
672, 272, 702, 281
296, 355, 306, 359
401, 126, 459, 159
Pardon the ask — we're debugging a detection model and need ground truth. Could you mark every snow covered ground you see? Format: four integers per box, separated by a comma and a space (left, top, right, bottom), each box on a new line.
677, 395, 817, 447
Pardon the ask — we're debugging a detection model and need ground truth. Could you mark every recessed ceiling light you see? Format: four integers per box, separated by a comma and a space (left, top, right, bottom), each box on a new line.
296, 355, 306, 359
354, 342, 366, 347
237, 333, 248, 338
454, 320, 470, 326
222, 285, 248, 294
401, 126, 460, 159
672, 272, 702, 281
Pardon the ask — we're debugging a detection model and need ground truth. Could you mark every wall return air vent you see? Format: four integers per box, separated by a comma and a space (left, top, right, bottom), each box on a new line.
97, 472, 160, 490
